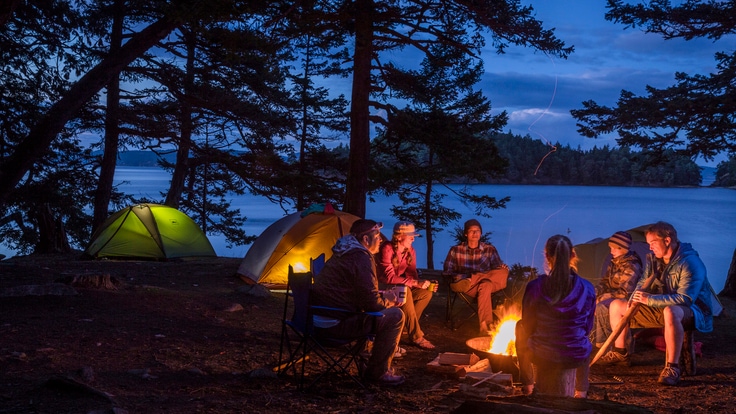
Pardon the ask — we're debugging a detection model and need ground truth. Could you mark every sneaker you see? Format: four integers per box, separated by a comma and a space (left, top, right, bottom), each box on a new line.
680, 331, 696, 376
393, 346, 407, 358
658, 365, 681, 386
596, 350, 630, 366
369, 370, 405, 386
413, 337, 435, 349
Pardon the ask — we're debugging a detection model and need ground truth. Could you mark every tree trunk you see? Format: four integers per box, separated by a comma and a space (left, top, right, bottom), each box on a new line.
344, 0, 373, 218
719, 247, 736, 298
424, 178, 434, 270
35, 204, 71, 254
165, 28, 195, 209
92, 0, 125, 233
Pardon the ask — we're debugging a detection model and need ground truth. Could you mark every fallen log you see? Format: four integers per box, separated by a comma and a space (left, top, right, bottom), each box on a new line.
452, 395, 653, 414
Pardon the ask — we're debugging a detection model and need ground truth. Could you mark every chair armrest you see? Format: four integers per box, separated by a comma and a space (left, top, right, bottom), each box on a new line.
312, 305, 384, 318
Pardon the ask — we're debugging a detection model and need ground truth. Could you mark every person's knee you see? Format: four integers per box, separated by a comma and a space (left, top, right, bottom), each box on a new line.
662, 305, 685, 324
383, 307, 405, 325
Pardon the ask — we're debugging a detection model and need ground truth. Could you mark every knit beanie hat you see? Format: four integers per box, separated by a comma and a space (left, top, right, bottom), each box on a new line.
609, 231, 632, 250
464, 219, 482, 234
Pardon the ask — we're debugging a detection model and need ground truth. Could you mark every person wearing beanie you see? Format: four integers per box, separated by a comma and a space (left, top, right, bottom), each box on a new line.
602, 222, 715, 386
443, 218, 509, 334
311, 218, 406, 386
592, 231, 643, 366
376, 221, 436, 350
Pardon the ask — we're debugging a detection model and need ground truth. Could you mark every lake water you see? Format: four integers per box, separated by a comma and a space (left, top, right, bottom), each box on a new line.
3, 166, 735, 292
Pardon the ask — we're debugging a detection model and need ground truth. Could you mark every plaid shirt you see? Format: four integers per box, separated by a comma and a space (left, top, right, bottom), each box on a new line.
443, 242, 504, 276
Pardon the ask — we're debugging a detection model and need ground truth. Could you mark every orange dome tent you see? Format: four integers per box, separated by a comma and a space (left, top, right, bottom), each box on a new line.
236, 204, 360, 288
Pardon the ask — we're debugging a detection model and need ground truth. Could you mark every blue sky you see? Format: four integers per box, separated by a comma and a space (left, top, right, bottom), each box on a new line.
472, 1, 729, 166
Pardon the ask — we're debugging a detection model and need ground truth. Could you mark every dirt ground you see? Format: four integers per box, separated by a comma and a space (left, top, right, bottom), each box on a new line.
1, 253, 735, 413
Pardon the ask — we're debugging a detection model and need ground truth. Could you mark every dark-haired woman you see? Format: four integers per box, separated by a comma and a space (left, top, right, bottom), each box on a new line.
515, 234, 596, 398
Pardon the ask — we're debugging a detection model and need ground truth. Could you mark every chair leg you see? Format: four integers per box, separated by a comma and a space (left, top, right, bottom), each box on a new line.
446, 290, 477, 331
680, 330, 696, 376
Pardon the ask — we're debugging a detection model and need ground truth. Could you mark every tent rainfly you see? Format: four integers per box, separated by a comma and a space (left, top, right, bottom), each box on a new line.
237, 205, 359, 287
573, 224, 652, 284
84, 204, 216, 260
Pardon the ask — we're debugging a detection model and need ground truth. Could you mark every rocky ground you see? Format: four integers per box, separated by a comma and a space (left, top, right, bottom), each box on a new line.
1, 253, 735, 413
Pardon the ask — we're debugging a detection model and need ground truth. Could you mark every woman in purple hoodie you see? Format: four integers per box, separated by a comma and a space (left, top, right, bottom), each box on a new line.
515, 234, 596, 398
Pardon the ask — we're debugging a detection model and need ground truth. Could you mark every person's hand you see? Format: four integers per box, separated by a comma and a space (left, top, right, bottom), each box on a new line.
381, 289, 400, 306
417, 280, 430, 290
631, 290, 649, 305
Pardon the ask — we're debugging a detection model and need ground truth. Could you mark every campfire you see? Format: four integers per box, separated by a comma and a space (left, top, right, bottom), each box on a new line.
484, 305, 521, 356
466, 304, 522, 381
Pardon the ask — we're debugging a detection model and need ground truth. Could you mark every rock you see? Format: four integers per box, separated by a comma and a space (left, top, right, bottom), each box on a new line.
248, 368, 278, 379
236, 284, 272, 298
224, 303, 244, 312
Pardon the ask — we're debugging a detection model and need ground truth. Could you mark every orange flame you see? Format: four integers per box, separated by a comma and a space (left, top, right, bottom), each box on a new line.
486, 305, 521, 356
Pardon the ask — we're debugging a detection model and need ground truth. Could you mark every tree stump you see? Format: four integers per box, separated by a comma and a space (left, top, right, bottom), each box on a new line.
534, 362, 575, 397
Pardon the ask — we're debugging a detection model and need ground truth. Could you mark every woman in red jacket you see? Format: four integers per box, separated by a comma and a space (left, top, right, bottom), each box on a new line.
376, 221, 436, 350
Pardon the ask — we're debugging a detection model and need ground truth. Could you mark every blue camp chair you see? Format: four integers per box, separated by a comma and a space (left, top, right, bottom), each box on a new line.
277, 255, 382, 389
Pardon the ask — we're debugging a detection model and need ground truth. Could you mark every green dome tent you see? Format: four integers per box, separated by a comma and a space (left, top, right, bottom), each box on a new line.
84, 204, 216, 260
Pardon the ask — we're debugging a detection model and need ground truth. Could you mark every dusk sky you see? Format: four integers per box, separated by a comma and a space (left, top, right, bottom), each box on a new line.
476, 1, 730, 166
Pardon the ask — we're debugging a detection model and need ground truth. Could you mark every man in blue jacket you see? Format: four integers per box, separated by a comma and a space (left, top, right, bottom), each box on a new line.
601, 221, 714, 386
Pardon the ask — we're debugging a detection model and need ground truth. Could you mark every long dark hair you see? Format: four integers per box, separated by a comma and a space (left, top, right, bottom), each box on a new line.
389, 234, 413, 269
543, 234, 578, 304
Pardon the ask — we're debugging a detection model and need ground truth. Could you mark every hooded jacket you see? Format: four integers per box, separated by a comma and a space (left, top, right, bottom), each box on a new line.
597, 250, 643, 299
311, 235, 392, 317
640, 242, 714, 333
521, 272, 596, 367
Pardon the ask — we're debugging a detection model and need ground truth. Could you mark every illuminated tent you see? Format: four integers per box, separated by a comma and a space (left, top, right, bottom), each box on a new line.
237, 204, 360, 287
84, 204, 216, 260
573, 224, 652, 284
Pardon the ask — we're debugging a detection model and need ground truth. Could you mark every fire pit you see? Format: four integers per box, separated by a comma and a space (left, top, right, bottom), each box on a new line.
466, 336, 520, 382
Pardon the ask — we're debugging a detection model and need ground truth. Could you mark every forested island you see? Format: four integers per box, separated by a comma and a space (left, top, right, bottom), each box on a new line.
114, 132, 731, 188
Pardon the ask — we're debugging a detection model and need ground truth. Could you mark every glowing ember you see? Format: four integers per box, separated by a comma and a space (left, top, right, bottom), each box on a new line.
486, 310, 521, 356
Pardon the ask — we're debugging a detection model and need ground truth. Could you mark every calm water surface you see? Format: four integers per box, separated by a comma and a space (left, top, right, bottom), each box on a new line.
113, 167, 736, 292
3, 167, 732, 292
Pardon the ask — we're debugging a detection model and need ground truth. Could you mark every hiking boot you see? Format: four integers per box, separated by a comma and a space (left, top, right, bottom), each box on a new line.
596, 350, 630, 366
658, 364, 681, 386
680, 331, 696, 376
368, 370, 405, 386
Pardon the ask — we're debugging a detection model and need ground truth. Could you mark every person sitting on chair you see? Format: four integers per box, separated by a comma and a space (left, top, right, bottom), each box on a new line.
311, 219, 406, 386
376, 221, 436, 351
443, 219, 509, 333
600, 221, 715, 386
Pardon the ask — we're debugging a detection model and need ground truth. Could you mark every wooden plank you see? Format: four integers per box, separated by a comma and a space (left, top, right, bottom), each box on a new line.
590, 273, 657, 366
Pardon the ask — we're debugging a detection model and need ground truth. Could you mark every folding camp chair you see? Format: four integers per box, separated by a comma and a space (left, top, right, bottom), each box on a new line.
277, 258, 381, 390
443, 274, 503, 331
444, 273, 479, 330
